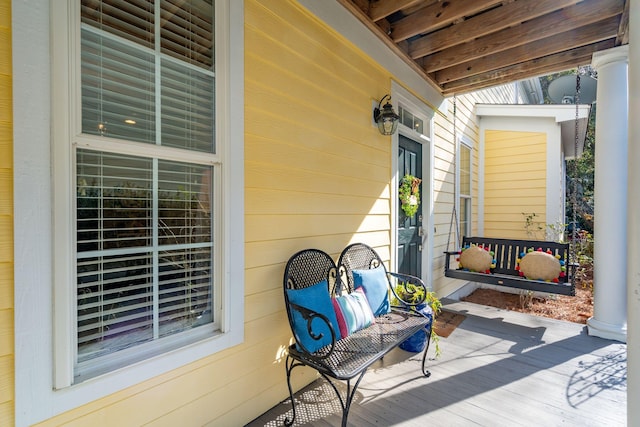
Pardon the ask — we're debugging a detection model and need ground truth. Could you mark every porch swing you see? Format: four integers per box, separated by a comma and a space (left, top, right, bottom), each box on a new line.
443, 76, 584, 297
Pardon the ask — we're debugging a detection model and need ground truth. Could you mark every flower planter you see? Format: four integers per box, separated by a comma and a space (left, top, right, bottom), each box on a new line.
399, 303, 433, 353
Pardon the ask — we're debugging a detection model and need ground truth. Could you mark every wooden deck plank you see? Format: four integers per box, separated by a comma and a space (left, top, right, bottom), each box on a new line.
246, 300, 626, 426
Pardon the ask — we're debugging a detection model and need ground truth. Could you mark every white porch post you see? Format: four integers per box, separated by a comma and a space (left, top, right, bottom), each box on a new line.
588, 46, 629, 342
628, 0, 639, 424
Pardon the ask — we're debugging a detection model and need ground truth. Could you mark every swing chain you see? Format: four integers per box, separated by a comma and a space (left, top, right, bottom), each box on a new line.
447, 96, 461, 252
570, 71, 581, 263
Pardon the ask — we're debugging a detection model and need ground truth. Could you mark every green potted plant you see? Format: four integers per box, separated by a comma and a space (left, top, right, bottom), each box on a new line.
393, 283, 442, 357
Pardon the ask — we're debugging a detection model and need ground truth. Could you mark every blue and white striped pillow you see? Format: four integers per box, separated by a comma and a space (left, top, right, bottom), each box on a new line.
332, 288, 375, 338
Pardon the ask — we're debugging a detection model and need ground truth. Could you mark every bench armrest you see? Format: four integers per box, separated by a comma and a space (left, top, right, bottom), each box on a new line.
287, 301, 338, 359
387, 271, 430, 309
443, 250, 461, 271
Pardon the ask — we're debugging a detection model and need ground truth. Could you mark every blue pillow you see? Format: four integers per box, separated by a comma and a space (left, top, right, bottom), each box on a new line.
332, 288, 375, 337
352, 266, 390, 316
286, 280, 340, 353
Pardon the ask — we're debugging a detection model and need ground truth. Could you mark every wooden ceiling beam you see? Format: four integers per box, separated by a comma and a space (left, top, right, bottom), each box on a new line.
442, 56, 593, 95
334, 0, 443, 93
368, 0, 424, 22
435, 17, 620, 84
391, 0, 501, 43
423, 0, 623, 73
408, 0, 581, 59
616, 0, 630, 45
338, 0, 627, 94
441, 40, 615, 95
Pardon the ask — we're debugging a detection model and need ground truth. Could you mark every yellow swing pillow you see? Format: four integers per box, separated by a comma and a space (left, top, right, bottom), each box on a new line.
517, 248, 567, 282
458, 245, 496, 274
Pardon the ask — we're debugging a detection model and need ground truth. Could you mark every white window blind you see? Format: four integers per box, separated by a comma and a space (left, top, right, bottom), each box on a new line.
76, 0, 216, 377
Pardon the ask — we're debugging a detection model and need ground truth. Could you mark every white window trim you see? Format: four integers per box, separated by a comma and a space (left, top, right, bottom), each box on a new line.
14, 1, 243, 424
456, 135, 473, 238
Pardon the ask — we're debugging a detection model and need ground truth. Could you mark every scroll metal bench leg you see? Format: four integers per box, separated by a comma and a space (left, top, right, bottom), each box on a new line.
421, 328, 432, 377
284, 355, 302, 427
319, 370, 367, 427
284, 357, 367, 427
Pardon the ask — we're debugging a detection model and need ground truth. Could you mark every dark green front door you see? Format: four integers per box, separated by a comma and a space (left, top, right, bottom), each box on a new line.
398, 135, 422, 277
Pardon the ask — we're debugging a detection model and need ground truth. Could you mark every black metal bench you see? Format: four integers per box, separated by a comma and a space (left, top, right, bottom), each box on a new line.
444, 236, 576, 296
283, 243, 433, 427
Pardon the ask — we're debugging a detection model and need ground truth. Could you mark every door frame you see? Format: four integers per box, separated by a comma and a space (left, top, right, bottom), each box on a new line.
390, 82, 434, 286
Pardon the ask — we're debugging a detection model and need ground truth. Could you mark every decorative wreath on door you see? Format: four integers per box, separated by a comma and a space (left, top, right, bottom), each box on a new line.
399, 174, 421, 217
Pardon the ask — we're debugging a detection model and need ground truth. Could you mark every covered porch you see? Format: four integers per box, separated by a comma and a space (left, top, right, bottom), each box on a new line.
249, 299, 626, 426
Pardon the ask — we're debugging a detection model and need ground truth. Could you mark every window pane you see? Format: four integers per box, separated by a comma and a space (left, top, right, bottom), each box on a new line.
82, 0, 154, 49
413, 117, 424, 134
460, 197, 471, 237
399, 106, 411, 129
77, 150, 153, 251
160, 0, 214, 71
161, 59, 215, 153
159, 248, 213, 338
77, 252, 154, 363
158, 160, 212, 245
81, 28, 156, 143
460, 145, 471, 196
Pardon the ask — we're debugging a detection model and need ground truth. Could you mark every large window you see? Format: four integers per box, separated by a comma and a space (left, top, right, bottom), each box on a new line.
54, 0, 232, 386
459, 140, 472, 237
16, 0, 241, 421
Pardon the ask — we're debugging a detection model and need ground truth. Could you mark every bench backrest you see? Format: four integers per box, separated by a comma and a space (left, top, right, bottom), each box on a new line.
283, 248, 339, 295
337, 243, 387, 295
462, 236, 570, 283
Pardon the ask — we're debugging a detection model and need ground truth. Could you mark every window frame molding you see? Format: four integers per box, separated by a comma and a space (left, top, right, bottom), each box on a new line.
14, 1, 244, 424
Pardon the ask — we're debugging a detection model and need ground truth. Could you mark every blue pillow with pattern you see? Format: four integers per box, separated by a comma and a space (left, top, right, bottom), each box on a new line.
286, 280, 340, 353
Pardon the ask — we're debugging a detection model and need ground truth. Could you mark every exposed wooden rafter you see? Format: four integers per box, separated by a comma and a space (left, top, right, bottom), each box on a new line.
336, 0, 629, 95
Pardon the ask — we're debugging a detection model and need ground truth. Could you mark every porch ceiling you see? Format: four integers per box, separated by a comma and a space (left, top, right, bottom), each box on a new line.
337, 0, 629, 95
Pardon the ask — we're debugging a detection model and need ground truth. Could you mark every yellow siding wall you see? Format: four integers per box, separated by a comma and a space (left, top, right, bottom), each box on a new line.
0, 0, 13, 425
484, 129, 547, 239
12, 0, 522, 423
33, 1, 396, 425
431, 95, 481, 297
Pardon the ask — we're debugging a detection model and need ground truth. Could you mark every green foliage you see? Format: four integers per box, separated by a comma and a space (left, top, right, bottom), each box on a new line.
546, 221, 568, 243
572, 230, 594, 293
393, 282, 442, 357
522, 212, 543, 239
566, 109, 595, 234
540, 68, 595, 234
399, 174, 421, 218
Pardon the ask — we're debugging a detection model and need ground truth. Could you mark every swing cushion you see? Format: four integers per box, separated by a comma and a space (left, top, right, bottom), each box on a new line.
518, 250, 562, 281
459, 245, 493, 273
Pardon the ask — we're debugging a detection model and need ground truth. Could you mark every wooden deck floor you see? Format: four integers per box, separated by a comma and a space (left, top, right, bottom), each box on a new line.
247, 299, 627, 426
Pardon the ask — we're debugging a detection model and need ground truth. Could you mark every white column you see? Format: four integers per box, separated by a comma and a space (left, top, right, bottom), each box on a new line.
588, 46, 629, 342
627, 1, 639, 425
